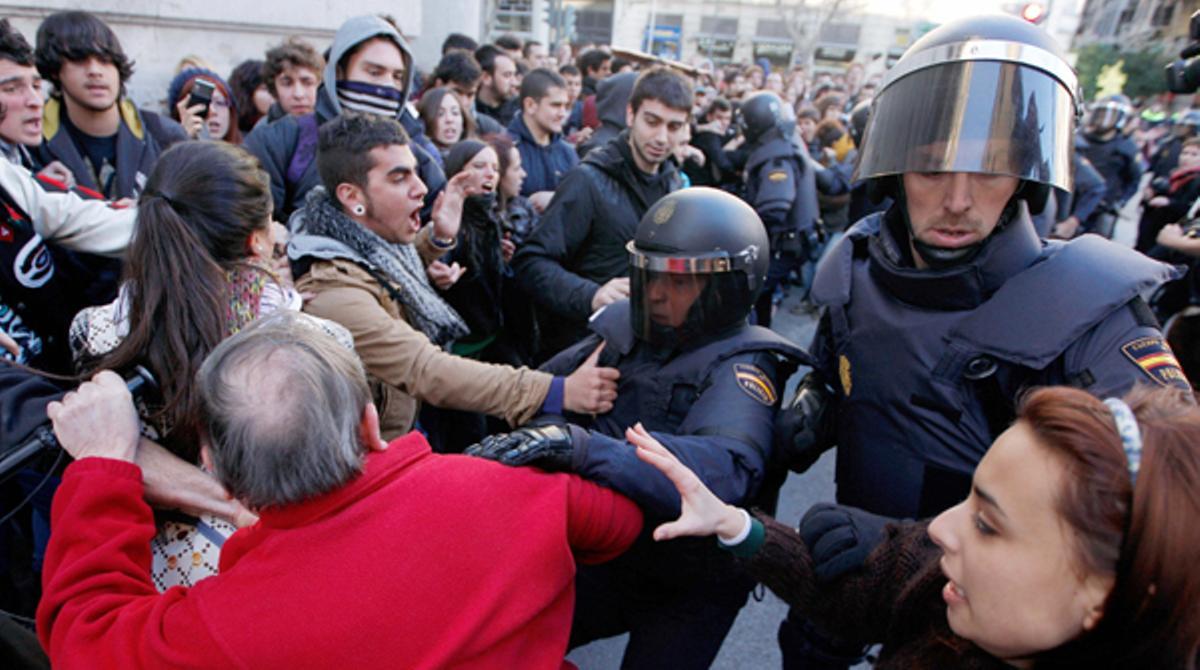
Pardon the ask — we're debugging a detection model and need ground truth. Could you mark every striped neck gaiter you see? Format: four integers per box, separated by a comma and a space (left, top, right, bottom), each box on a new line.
336, 80, 404, 117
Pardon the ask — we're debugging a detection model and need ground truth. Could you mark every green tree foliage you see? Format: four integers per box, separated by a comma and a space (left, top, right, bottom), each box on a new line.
1074, 43, 1172, 101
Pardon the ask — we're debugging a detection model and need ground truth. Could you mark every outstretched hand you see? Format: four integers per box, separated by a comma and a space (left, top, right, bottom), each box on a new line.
430, 171, 475, 240
628, 423, 746, 542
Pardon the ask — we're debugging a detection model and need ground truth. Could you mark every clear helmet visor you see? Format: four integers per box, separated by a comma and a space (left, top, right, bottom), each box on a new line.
853, 60, 1076, 192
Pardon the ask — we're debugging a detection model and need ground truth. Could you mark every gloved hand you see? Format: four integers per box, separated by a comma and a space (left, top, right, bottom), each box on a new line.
773, 373, 833, 474
799, 503, 893, 583
464, 424, 576, 472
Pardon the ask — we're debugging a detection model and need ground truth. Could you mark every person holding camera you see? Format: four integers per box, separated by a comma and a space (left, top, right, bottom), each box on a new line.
1138, 137, 1200, 252
167, 68, 241, 144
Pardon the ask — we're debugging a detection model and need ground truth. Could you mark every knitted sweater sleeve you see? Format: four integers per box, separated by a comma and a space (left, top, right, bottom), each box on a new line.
741, 513, 938, 644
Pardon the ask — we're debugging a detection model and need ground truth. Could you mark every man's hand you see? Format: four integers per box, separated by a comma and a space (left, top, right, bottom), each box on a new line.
137, 439, 259, 528
500, 235, 516, 263
464, 424, 576, 471
1157, 223, 1187, 249
528, 190, 555, 214
430, 171, 474, 241
46, 371, 140, 463
1050, 215, 1081, 240
1148, 195, 1170, 208
562, 342, 620, 414
566, 127, 593, 146
799, 503, 893, 582
426, 260, 466, 290
0, 330, 18, 358
591, 277, 630, 311
37, 160, 75, 188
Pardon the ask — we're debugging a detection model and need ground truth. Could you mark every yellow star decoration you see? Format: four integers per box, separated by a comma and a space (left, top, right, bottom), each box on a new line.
1096, 60, 1128, 99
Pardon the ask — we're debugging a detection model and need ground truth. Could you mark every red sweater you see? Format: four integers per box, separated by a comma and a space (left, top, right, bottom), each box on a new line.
38, 432, 642, 669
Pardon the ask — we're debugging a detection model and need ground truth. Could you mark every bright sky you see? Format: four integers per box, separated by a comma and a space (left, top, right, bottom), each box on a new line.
862, 0, 1007, 23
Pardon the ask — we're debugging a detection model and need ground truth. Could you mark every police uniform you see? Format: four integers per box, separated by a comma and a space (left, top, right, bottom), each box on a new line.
542, 299, 806, 668
810, 206, 1187, 518
467, 188, 807, 669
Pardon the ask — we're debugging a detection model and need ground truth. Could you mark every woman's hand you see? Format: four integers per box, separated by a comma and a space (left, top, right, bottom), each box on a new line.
175, 99, 206, 139
500, 234, 516, 263
628, 422, 747, 542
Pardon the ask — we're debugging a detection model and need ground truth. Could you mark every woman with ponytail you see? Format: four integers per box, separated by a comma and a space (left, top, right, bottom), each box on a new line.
633, 385, 1200, 668
69, 140, 343, 588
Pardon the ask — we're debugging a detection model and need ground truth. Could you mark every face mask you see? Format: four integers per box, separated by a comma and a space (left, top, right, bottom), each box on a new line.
336, 80, 404, 117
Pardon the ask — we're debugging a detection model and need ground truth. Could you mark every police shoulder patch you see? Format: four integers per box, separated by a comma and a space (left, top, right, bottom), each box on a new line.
734, 363, 777, 406
768, 170, 788, 182
1121, 336, 1188, 387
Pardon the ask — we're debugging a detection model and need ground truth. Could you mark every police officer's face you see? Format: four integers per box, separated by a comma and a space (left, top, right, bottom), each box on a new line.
902, 172, 1019, 268
645, 272, 707, 328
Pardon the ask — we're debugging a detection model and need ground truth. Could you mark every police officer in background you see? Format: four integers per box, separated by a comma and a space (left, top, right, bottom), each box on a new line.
1075, 94, 1143, 238
740, 91, 847, 327
774, 15, 1188, 669
468, 188, 807, 669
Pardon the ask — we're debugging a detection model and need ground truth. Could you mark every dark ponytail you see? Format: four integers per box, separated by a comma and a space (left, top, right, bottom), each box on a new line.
83, 141, 272, 461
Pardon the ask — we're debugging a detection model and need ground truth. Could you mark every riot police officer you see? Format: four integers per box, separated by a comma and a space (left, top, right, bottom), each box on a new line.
740, 90, 847, 327
1075, 94, 1143, 238
775, 14, 1188, 669
467, 187, 807, 669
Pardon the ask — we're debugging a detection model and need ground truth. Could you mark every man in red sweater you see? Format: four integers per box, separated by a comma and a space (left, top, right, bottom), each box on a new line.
37, 312, 642, 669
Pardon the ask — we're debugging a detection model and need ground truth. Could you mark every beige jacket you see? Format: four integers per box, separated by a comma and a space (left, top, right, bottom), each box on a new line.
297, 226, 553, 440
0, 158, 135, 255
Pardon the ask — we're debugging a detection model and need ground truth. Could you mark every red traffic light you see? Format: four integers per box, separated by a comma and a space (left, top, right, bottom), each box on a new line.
1021, 2, 1047, 23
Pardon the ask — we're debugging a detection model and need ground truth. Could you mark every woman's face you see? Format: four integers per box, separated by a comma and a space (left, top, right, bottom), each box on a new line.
1179, 144, 1200, 170
206, 89, 232, 140
435, 94, 464, 148
927, 422, 1112, 664
461, 146, 499, 194
500, 147, 525, 199
252, 84, 274, 116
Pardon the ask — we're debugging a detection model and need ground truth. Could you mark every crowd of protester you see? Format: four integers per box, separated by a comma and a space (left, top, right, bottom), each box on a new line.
0, 9, 1198, 669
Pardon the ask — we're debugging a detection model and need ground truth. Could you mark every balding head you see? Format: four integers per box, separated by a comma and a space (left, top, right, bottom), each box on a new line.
197, 312, 372, 509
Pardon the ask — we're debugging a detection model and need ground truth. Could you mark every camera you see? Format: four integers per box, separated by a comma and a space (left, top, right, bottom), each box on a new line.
186, 78, 216, 117
1165, 10, 1200, 94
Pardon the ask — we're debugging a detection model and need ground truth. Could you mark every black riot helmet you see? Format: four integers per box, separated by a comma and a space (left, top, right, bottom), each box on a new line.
739, 90, 793, 144
855, 15, 1080, 213
628, 188, 769, 348
1085, 94, 1133, 136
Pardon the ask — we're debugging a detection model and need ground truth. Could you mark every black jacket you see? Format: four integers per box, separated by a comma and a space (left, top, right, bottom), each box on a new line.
512, 132, 682, 357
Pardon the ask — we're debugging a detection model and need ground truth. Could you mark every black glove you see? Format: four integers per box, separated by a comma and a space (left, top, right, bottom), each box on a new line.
799, 503, 893, 583
773, 373, 833, 474
464, 424, 576, 472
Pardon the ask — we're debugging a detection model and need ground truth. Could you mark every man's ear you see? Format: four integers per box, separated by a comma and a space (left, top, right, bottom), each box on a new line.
522, 95, 537, 116
359, 403, 388, 452
625, 102, 635, 128
335, 182, 363, 214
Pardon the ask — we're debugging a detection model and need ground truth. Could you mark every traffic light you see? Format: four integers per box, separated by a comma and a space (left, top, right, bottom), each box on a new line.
1020, 2, 1047, 24
563, 6, 577, 42
544, 1, 559, 31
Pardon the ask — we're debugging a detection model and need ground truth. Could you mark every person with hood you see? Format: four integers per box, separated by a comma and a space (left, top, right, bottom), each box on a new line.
513, 67, 691, 361
509, 68, 576, 212
288, 113, 620, 443
34, 11, 187, 200
243, 14, 445, 224
577, 71, 637, 158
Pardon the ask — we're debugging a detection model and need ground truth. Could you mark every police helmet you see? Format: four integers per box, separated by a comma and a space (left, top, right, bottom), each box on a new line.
628, 188, 769, 347
739, 91, 793, 144
854, 14, 1080, 207
1085, 94, 1133, 135
1177, 109, 1200, 136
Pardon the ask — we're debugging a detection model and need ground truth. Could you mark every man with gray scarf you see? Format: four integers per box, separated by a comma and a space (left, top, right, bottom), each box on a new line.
289, 112, 620, 442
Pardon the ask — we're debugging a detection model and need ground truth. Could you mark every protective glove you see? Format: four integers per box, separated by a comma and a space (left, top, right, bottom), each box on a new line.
798, 503, 894, 583
464, 424, 576, 472
773, 373, 834, 474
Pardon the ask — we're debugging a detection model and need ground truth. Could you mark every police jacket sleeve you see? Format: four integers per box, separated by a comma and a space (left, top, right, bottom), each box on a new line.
571, 352, 782, 519
1117, 144, 1143, 205
752, 159, 799, 230
0, 365, 68, 451
242, 120, 297, 223
813, 157, 851, 197
1069, 158, 1107, 223
0, 160, 135, 257
512, 169, 604, 321
1062, 301, 1192, 395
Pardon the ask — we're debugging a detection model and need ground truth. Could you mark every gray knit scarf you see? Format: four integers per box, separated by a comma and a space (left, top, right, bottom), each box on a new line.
298, 188, 468, 345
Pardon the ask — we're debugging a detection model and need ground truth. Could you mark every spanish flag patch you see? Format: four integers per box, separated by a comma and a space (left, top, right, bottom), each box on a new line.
1121, 336, 1188, 387
734, 363, 777, 406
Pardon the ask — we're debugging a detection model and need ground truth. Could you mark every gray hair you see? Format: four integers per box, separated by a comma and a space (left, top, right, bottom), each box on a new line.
196, 312, 371, 509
